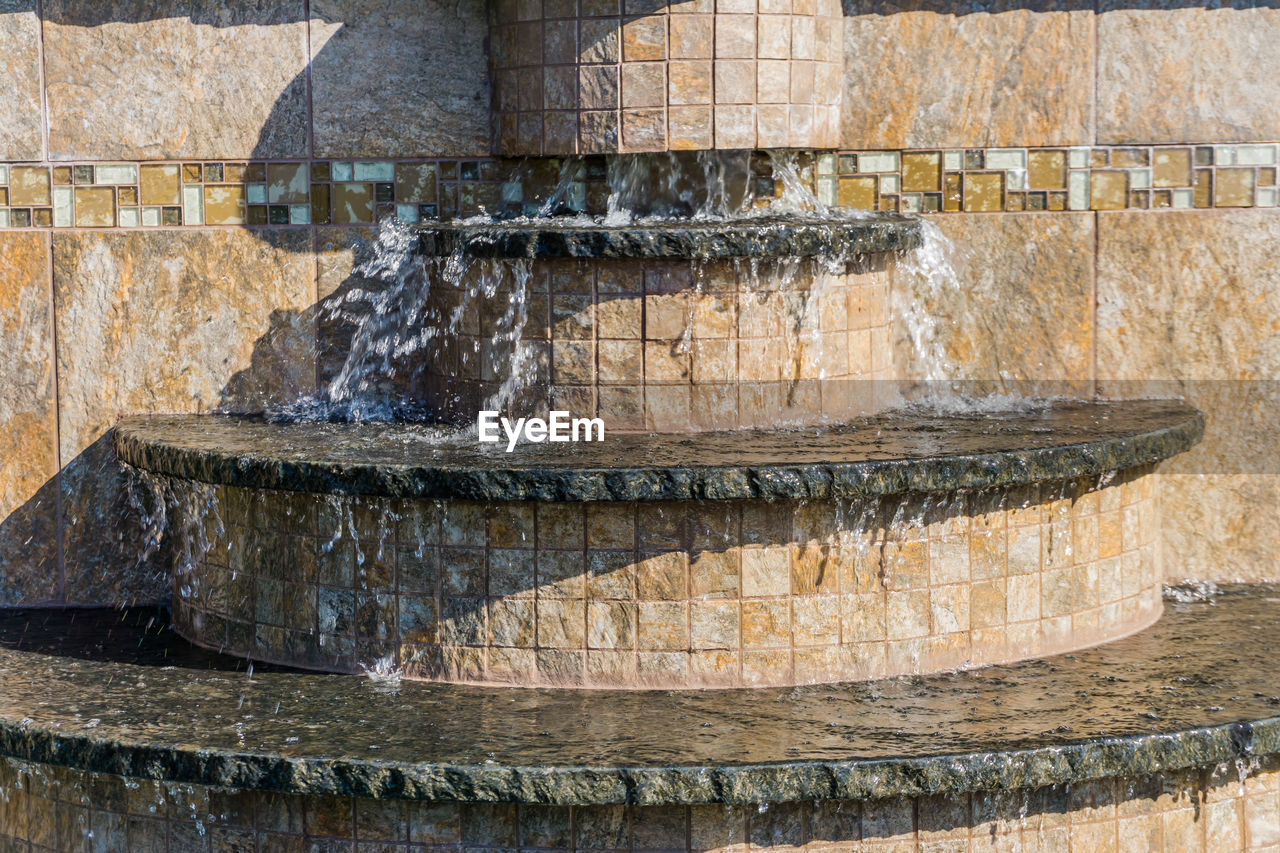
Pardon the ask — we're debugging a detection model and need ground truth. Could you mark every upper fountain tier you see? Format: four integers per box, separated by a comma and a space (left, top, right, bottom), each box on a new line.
416, 215, 922, 259
394, 213, 921, 432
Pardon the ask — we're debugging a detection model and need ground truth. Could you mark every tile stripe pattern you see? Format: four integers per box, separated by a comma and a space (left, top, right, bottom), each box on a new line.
0, 143, 1277, 229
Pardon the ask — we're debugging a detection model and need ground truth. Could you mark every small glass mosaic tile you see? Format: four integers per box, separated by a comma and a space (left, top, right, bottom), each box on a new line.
4, 146, 1280, 229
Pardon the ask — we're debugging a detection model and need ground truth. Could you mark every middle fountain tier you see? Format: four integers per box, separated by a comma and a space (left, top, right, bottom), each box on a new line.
116, 213, 1202, 689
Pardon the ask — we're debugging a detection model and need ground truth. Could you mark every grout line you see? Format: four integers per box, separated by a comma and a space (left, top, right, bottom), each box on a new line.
34, 0, 50, 163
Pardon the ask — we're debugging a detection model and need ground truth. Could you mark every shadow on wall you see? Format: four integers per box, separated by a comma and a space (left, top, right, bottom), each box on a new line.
3, 0, 1279, 605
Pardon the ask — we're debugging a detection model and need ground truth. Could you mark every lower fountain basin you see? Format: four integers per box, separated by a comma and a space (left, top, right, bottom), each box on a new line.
0, 586, 1277, 850
113, 400, 1201, 689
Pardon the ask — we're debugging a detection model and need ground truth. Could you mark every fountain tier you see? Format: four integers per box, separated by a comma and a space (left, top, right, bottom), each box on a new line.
0, 587, 1278, 850
117, 400, 1201, 689
356, 216, 920, 431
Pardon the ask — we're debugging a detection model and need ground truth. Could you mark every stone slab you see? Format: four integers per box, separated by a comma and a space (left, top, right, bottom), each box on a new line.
1098, 2, 1280, 144
114, 400, 1202, 501
53, 229, 315, 604
0, 585, 1273, 804
841, 0, 1094, 149
0, 233, 57, 604
310, 0, 491, 158
0, 1, 43, 160
894, 214, 1095, 388
42, 0, 309, 160
1097, 210, 1280, 580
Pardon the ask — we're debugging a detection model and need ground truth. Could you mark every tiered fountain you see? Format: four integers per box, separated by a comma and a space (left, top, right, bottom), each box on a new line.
4, 5, 1280, 851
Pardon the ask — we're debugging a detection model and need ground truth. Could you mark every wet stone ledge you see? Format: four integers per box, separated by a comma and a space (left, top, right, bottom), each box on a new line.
0, 586, 1276, 805
113, 400, 1204, 502
413, 215, 923, 259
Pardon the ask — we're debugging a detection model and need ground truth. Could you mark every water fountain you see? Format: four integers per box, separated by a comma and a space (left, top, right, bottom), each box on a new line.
4, 5, 1280, 851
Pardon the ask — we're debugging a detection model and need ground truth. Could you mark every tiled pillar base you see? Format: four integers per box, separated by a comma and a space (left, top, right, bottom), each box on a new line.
488, 2, 844, 155
401, 254, 896, 433
172, 468, 1161, 689
2, 754, 1277, 851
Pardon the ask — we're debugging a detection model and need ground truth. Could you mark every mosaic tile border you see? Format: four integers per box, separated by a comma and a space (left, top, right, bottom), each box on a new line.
0, 143, 1276, 229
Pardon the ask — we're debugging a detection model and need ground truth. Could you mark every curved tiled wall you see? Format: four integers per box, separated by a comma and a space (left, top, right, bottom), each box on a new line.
171, 468, 1160, 688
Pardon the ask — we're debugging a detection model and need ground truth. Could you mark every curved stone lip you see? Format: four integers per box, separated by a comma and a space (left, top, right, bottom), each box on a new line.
414, 214, 923, 259
113, 400, 1203, 502
0, 586, 1276, 805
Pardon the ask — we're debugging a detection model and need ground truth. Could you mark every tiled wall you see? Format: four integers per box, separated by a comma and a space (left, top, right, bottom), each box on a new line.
2, 142, 1279, 231
3, 0, 1280, 604
488, 1, 844, 155
4, 754, 1280, 851
174, 470, 1160, 688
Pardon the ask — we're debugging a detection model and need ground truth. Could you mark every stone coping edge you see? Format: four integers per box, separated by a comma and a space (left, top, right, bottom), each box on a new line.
112, 402, 1205, 502
0, 714, 1272, 807
413, 215, 923, 259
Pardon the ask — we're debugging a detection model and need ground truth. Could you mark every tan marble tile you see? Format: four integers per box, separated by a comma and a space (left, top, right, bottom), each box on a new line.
0, 1, 43, 160
42, 2, 309, 159
0, 233, 58, 604
894, 214, 1095, 385
54, 230, 314, 603
842, 0, 1094, 148
1097, 210, 1280, 580
311, 0, 490, 157
1098, 2, 1280, 143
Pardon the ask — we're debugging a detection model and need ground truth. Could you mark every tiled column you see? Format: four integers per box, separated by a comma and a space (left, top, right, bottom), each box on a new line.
489, 0, 845, 155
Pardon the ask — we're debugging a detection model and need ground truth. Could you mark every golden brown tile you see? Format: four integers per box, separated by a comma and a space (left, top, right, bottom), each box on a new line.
1214, 168, 1255, 207
901, 152, 941, 193
1090, 171, 1127, 210
9, 166, 50, 207
1028, 150, 1067, 190
333, 183, 375, 224
1194, 169, 1213, 208
140, 165, 181, 206
52, 166, 73, 186
73, 187, 114, 227
1153, 149, 1192, 188
396, 163, 439, 204
837, 176, 877, 210
962, 172, 1004, 212
203, 185, 247, 225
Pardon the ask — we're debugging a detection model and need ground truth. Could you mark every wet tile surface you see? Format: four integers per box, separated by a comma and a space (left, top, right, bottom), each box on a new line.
0, 232, 57, 604
114, 399, 1201, 501
0, 585, 1273, 805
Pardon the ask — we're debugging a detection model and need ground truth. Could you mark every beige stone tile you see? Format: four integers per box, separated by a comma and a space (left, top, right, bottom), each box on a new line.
139, 164, 181, 206
0, 233, 59, 604
54, 230, 314, 603
894, 214, 1095, 385
1097, 210, 1280, 579
73, 187, 115, 228
43, 2, 309, 159
842, 0, 1094, 148
9, 166, 50, 207
0, 1, 43, 160
1098, 2, 1280, 143
310, 0, 489, 157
